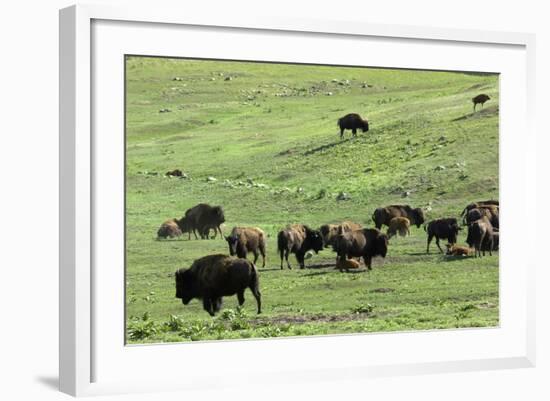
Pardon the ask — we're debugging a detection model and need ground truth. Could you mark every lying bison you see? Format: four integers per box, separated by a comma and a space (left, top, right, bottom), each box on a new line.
319, 221, 362, 248
183, 203, 225, 239
466, 216, 495, 258
157, 217, 194, 239
277, 224, 324, 269
337, 113, 369, 139
372, 205, 425, 230
472, 94, 490, 111
425, 218, 461, 253
225, 227, 267, 268
175, 254, 261, 316
333, 228, 388, 270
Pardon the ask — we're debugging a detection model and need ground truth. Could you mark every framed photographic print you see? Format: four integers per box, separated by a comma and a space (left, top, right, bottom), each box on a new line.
59, 4, 536, 396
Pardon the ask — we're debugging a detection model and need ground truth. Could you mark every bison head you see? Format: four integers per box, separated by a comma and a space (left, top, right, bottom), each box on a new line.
412, 208, 426, 227
176, 216, 192, 233
175, 268, 197, 305
305, 227, 324, 253
376, 233, 389, 258
362, 119, 369, 132
225, 235, 239, 256
212, 206, 226, 223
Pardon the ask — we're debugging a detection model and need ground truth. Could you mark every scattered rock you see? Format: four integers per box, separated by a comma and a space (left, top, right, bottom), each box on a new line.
296, 187, 304, 193
172, 77, 183, 81
304, 251, 314, 259
402, 191, 411, 197
364, 167, 373, 173
224, 76, 232, 81
326, 92, 333, 96
206, 176, 217, 182
165, 169, 184, 177
336, 192, 350, 201
159, 108, 171, 113
435, 165, 446, 171
438, 135, 447, 142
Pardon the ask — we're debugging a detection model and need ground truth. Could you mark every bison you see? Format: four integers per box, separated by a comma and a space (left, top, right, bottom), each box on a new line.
466, 216, 495, 257
336, 257, 361, 272
372, 205, 425, 230
445, 244, 472, 256
175, 254, 261, 316
337, 113, 369, 139
472, 94, 490, 111
332, 228, 388, 271
277, 224, 324, 269
157, 218, 192, 239
460, 200, 499, 221
319, 221, 362, 248
183, 203, 225, 239
463, 205, 499, 228
425, 218, 461, 253
387, 217, 411, 239
225, 227, 267, 268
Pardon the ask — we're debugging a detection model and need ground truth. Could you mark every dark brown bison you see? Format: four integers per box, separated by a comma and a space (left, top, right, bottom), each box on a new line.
372, 205, 425, 230
165, 169, 183, 177
183, 203, 225, 239
175, 254, 261, 316
425, 218, 461, 253
338, 113, 369, 139
466, 216, 495, 257
332, 228, 388, 270
225, 227, 267, 268
319, 221, 362, 248
277, 224, 324, 269
472, 94, 490, 111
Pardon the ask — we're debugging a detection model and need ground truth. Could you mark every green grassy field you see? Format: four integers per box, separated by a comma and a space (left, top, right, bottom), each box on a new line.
125, 56, 499, 343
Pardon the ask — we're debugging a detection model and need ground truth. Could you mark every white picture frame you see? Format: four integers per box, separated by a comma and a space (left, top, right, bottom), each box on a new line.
59, 4, 536, 397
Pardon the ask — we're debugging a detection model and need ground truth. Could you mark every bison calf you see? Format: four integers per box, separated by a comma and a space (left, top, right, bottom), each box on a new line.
387, 217, 410, 239
372, 204, 425, 230
225, 227, 267, 268
336, 257, 361, 272
175, 254, 261, 316
445, 244, 472, 256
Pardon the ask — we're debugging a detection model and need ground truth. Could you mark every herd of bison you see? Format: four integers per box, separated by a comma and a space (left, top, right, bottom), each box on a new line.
160, 199, 499, 317
157, 96, 496, 318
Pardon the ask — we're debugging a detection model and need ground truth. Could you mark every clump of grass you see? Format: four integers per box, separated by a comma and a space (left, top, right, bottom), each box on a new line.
351, 303, 374, 315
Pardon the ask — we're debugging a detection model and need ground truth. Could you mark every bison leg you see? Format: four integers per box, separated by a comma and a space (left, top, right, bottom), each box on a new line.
251, 288, 261, 314
259, 243, 266, 268
296, 251, 305, 269
203, 298, 215, 316
285, 249, 292, 269
364, 256, 372, 271
237, 290, 245, 306
352, 128, 357, 137
214, 297, 223, 313
252, 250, 259, 265
426, 234, 434, 253
435, 237, 444, 254
279, 248, 284, 270
340, 127, 345, 139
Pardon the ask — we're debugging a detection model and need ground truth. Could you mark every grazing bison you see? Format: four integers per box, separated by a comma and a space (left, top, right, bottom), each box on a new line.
225, 227, 267, 268
333, 228, 388, 270
372, 205, 425, 230
445, 244, 472, 256
472, 94, 490, 111
183, 203, 225, 239
165, 169, 183, 177
337, 113, 369, 139
277, 224, 324, 269
466, 216, 495, 257
336, 257, 361, 272
175, 254, 261, 316
425, 218, 461, 253
387, 217, 411, 239
319, 221, 362, 248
